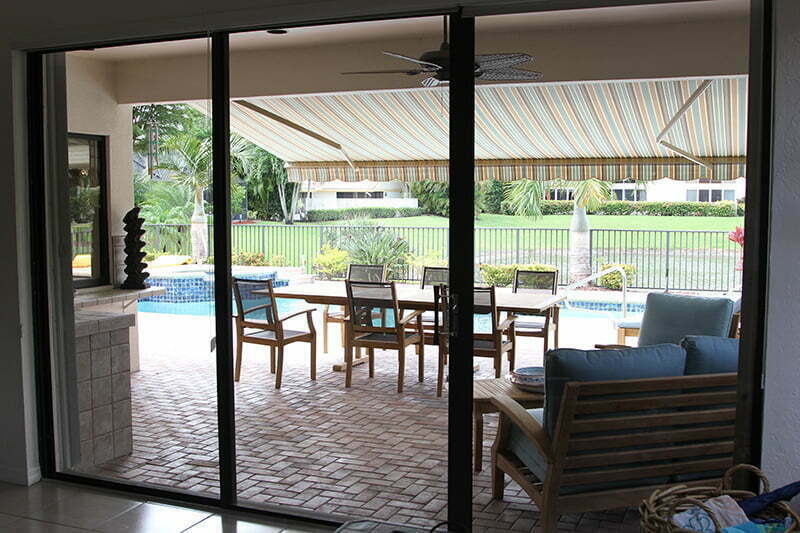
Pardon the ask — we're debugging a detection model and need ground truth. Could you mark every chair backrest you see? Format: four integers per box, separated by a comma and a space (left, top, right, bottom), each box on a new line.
345, 280, 400, 335
638, 293, 735, 346
513, 270, 557, 294
232, 277, 278, 326
420, 266, 449, 288
347, 264, 386, 282
550, 373, 737, 493
474, 286, 499, 332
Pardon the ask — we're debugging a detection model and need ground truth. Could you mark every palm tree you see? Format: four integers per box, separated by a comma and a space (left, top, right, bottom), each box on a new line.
568, 179, 613, 282
159, 132, 251, 263
504, 178, 613, 283
245, 148, 298, 224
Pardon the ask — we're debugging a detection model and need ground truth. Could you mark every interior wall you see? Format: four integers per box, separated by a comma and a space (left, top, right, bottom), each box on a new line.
761, 0, 800, 499
109, 17, 749, 104
66, 55, 133, 237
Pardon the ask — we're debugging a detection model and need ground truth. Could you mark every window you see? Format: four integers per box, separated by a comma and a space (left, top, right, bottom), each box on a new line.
614, 190, 623, 200
548, 188, 574, 200
637, 190, 647, 201
724, 190, 736, 201
699, 189, 710, 202
687, 190, 698, 201
624, 189, 635, 201
69, 134, 109, 287
711, 189, 722, 202
336, 191, 384, 199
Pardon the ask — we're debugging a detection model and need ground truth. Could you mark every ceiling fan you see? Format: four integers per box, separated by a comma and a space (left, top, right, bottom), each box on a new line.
342, 17, 543, 87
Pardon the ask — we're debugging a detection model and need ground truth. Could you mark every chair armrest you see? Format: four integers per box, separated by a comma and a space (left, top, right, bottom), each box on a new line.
278, 308, 316, 322
491, 395, 551, 459
398, 309, 424, 325
594, 343, 632, 349
497, 315, 517, 332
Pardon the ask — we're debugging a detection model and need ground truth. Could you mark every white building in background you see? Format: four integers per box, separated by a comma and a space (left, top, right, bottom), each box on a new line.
300, 179, 418, 210
548, 177, 747, 203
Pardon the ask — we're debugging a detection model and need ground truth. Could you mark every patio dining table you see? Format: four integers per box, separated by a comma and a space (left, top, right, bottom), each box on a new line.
258, 280, 565, 371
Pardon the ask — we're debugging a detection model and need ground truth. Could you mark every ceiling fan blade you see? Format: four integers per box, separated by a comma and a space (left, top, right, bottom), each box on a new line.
476, 53, 532, 70
383, 51, 442, 70
477, 67, 543, 82
341, 69, 424, 75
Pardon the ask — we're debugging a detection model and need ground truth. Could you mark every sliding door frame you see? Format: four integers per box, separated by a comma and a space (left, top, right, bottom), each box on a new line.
26, 0, 768, 529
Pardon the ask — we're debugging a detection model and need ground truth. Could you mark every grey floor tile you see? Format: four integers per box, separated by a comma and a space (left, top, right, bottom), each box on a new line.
0, 517, 91, 532
0, 511, 21, 527
95, 502, 211, 532
183, 515, 287, 533
0, 481, 86, 518
25, 490, 142, 530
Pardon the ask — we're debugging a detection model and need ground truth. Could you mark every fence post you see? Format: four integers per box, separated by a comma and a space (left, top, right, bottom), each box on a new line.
515, 228, 520, 264
664, 231, 670, 292
261, 225, 266, 258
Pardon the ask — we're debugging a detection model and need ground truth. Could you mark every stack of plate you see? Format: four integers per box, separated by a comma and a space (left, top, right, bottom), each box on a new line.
506, 366, 545, 392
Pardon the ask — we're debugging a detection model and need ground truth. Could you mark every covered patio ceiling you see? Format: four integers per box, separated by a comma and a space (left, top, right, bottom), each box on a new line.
212, 75, 747, 183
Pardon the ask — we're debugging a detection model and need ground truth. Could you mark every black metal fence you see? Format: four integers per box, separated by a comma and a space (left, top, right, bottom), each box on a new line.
126, 223, 742, 292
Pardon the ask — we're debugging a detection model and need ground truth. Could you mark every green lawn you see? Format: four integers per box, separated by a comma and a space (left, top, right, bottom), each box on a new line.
305, 214, 743, 231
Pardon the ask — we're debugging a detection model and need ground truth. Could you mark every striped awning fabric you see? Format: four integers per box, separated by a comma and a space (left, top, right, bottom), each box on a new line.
224, 76, 747, 183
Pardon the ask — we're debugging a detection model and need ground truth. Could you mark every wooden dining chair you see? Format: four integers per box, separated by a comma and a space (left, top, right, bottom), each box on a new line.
343, 280, 425, 393
437, 286, 517, 382
512, 270, 559, 356
414, 266, 449, 345
232, 278, 316, 389
322, 264, 386, 353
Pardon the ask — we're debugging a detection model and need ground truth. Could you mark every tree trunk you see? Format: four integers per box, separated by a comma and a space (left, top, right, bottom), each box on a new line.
569, 205, 592, 283
191, 186, 208, 264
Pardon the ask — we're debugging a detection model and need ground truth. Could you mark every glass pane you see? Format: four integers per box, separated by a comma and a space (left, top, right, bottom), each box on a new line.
699, 189, 710, 202
614, 189, 623, 200
724, 189, 735, 201
52, 37, 217, 497
229, 16, 449, 526
69, 135, 105, 284
687, 189, 698, 201
624, 189, 634, 201
638, 189, 647, 201
711, 189, 723, 202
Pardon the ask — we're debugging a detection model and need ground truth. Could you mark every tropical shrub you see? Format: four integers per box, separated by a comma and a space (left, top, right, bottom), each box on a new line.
305, 207, 424, 222
313, 245, 349, 280
407, 250, 448, 279
409, 180, 449, 216
479, 263, 557, 287
597, 263, 636, 290
482, 180, 506, 214
324, 222, 411, 280
228, 252, 292, 266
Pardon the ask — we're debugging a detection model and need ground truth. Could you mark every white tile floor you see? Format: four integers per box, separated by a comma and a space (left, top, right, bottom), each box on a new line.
0, 480, 334, 532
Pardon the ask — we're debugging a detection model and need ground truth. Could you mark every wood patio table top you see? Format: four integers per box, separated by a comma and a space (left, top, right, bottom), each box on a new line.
260, 280, 565, 314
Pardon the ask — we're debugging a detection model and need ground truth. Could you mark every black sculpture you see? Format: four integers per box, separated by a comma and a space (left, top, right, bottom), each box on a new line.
120, 207, 150, 289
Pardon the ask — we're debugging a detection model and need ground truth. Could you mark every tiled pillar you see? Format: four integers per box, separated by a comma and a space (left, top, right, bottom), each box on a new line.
74, 311, 135, 467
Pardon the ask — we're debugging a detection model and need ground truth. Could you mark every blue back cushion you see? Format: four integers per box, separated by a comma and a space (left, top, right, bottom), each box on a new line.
638, 293, 734, 347
543, 344, 687, 435
681, 335, 739, 375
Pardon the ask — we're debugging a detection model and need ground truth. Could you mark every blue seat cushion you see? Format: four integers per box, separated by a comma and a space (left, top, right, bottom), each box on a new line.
614, 317, 642, 329
544, 344, 687, 436
681, 335, 739, 375
638, 293, 734, 347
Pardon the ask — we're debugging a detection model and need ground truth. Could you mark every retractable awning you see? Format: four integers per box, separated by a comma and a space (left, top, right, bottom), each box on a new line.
223, 76, 747, 182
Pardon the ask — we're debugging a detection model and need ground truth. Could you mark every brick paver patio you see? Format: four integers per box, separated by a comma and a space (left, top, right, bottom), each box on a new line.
81, 311, 638, 532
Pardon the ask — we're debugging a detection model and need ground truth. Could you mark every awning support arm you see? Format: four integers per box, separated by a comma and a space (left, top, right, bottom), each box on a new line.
234, 100, 357, 174
655, 79, 713, 169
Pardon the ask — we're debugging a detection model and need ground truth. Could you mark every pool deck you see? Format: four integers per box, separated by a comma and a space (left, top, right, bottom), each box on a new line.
77, 307, 643, 532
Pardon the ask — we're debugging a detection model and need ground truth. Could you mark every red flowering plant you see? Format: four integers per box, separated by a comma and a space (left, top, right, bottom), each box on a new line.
728, 226, 744, 271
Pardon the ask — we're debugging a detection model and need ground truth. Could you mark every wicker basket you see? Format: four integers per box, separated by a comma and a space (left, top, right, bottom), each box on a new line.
640, 464, 800, 532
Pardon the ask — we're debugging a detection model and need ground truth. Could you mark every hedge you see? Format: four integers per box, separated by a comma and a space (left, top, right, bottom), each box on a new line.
597, 263, 636, 290
479, 263, 557, 287
539, 200, 739, 217
305, 207, 425, 222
